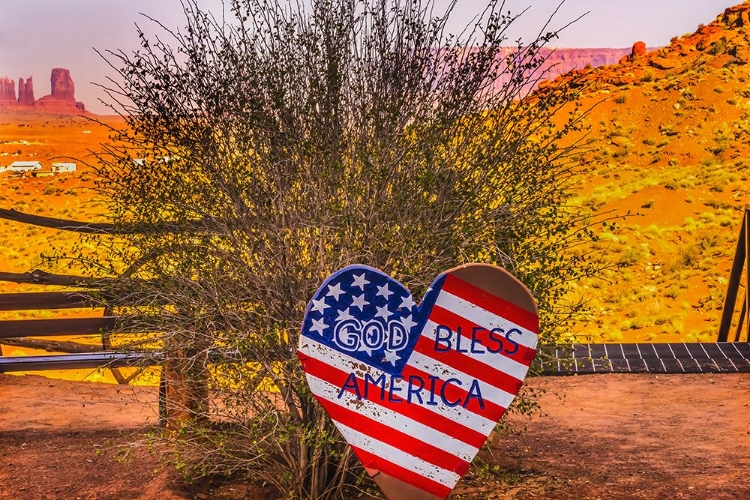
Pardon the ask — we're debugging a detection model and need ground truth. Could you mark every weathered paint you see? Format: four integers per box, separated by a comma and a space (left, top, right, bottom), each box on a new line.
297, 264, 539, 499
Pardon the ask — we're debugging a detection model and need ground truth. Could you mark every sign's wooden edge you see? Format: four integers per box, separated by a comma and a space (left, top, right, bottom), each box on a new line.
443, 263, 538, 316
371, 470, 443, 500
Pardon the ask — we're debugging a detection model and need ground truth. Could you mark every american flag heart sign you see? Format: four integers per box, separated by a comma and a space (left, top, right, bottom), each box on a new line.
297, 263, 539, 500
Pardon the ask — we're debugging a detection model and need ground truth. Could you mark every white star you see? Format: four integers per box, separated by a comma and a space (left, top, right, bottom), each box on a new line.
311, 297, 329, 314
352, 273, 370, 290
336, 308, 355, 322
383, 349, 401, 366
350, 294, 369, 311
309, 318, 327, 335
326, 283, 345, 301
399, 295, 416, 310
400, 314, 417, 331
375, 304, 392, 321
376, 283, 394, 300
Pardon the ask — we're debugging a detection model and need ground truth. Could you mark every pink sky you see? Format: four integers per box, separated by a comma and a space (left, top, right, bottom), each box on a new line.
0, 0, 740, 114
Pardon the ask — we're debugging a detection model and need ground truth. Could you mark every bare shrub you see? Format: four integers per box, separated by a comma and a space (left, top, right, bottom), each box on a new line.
86, 0, 604, 497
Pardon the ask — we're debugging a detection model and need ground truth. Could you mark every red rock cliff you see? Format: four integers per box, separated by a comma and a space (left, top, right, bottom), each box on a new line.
491, 47, 634, 94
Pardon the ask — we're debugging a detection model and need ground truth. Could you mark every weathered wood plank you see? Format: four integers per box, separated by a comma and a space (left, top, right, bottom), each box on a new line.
0, 352, 155, 372
0, 208, 116, 234
0, 270, 104, 287
0, 292, 105, 311
0, 317, 117, 339
0, 208, 206, 235
0, 337, 107, 353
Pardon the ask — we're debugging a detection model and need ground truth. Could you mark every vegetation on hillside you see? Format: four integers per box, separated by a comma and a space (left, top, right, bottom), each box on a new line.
547, 3, 750, 343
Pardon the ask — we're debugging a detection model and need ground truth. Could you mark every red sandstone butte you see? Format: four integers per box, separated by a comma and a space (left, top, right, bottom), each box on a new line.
0, 77, 16, 104
50, 68, 75, 101
33, 68, 87, 113
17, 76, 35, 105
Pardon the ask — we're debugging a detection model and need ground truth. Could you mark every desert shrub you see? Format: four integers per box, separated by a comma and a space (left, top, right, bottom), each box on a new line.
707, 37, 728, 56
84, 0, 606, 497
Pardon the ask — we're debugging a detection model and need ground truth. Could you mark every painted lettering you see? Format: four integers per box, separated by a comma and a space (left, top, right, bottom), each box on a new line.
431, 324, 523, 357
434, 324, 452, 352
470, 326, 486, 354
337, 372, 486, 410
333, 318, 412, 354
388, 322, 408, 350
388, 377, 403, 402
455, 325, 468, 353
486, 327, 505, 354
427, 375, 439, 406
463, 379, 485, 409
338, 372, 361, 399
362, 321, 384, 351
505, 328, 520, 355
334, 320, 360, 352
364, 373, 386, 400
407, 375, 424, 404
440, 378, 463, 407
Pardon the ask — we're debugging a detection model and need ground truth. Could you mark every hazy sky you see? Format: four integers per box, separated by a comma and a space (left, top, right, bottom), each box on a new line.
0, 0, 740, 114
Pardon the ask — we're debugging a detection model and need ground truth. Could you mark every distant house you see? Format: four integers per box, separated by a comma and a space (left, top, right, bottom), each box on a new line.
51, 162, 77, 174
0, 165, 6, 173
8, 161, 42, 172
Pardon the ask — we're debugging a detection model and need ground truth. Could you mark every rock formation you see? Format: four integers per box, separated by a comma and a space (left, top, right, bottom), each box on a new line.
631, 41, 647, 58
0, 77, 15, 102
619, 41, 648, 63
33, 68, 86, 113
50, 68, 75, 101
0, 68, 87, 113
17, 76, 35, 105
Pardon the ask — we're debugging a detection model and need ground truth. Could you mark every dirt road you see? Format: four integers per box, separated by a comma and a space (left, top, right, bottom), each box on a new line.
1, 373, 748, 499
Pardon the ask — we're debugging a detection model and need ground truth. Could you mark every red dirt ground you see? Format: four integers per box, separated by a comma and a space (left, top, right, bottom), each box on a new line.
1, 372, 748, 499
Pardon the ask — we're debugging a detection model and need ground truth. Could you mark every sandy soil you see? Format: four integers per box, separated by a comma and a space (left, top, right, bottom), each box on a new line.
1, 372, 748, 500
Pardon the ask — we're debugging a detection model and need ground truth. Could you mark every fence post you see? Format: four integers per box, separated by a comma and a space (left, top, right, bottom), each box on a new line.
162, 340, 209, 430
719, 205, 750, 342
745, 208, 750, 341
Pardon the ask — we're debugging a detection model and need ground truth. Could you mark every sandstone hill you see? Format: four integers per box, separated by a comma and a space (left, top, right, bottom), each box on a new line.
555, 1, 750, 343
0, 68, 86, 114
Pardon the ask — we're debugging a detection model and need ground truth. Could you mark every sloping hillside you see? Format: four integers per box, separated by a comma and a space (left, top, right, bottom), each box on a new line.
563, 2, 750, 343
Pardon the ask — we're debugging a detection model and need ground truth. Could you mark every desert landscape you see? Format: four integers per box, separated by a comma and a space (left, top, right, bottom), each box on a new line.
2, 2, 750, 499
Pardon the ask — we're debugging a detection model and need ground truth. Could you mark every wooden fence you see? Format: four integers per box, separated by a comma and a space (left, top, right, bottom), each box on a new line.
2, 204, 750, 427
0, 209, 167, 420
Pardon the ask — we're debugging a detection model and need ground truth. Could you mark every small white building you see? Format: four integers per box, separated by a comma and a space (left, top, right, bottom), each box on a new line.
51, 162, 77, 174
0, 165, 6, 173
9, 161, 42, 172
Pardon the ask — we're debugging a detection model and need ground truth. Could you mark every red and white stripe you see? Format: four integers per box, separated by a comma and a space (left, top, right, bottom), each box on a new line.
298, 274, 538, 499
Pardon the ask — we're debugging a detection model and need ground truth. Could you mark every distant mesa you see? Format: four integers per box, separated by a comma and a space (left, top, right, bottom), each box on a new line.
0, 68, 87, 114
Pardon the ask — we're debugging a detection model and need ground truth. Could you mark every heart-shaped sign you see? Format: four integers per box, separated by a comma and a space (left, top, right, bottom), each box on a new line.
297, 264, 538, 500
